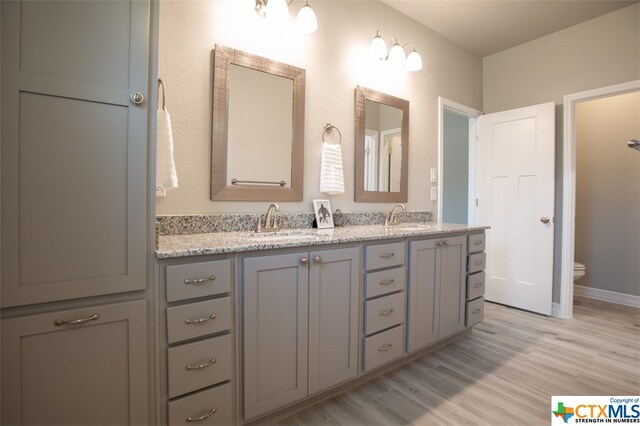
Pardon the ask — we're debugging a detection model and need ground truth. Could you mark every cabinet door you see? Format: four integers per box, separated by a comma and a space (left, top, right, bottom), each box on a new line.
406, 239, 440, 352
1, 0, 149, 307
1, 300, 148, 425
438, 236, 466, 339
308, 247, 359, 395
243, 253, 309, 420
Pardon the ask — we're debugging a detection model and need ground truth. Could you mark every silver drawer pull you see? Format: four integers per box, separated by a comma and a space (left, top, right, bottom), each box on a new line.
379, 252, 395, 259
54, 313, 99, 326
377, 344, 392, 352
473, 240, 483, 246
184, 275, 216, 285
473, 308, 482, 314
186, 407, 216, 422
185, 313, 217, 324
379, 309, 394, 316
185, 357, 217, 370
474, 260, 483, 266
437, 240, 449, 247
473, 283, 482, 288
379, 279, 395, 286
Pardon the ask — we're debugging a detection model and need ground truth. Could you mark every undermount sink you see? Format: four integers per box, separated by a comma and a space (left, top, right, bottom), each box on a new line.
386, 223, 439, 231
247, 230, 329, 242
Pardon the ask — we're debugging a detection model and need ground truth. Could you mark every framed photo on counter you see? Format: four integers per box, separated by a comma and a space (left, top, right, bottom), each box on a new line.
313, 199, 334, 229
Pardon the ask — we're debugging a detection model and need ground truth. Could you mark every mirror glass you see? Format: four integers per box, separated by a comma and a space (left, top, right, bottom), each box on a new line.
355, 86, 409, 203
363, 100, 403, 192
227, 64, 293, 187
211, 45, 305, 201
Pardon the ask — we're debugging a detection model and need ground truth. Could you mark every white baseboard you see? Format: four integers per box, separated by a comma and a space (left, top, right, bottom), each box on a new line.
552, 302, 561, 317
574, 285, 640, 308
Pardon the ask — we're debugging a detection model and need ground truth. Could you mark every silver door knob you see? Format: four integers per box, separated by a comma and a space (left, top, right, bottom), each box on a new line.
540, 216, 550, 224
130, 92, 144, 105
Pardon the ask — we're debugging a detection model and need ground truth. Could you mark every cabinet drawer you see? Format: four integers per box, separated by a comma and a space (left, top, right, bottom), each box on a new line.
363, 325, 403, 372
168, 335, 232, 398
365, 267, 406, 299
166, 260, 231, 303
468, 233, 485, 254
466, 297, 485, 327
467, 271, 485, 300
168, 383, 232, 426
167, 298, 231, 344
365, 242, 405, 271
364, 292, 404, 336
468, 252, 486, 274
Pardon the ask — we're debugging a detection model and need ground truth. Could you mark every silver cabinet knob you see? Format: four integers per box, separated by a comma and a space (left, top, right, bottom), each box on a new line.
540, 216, 550, 224
130, 91, 144, 105
314, 256, 322, 264
301, 257, 309, 267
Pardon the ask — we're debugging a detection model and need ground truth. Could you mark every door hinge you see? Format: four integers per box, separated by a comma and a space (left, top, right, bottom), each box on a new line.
476, 198, 479, 207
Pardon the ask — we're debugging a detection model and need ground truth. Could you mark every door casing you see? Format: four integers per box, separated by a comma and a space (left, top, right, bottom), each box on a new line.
560, 79, 640, 319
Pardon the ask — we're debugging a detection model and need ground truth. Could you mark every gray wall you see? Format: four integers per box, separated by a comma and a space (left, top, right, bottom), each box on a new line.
575, 92, 640, 297
442, 110, 468, 224
482, 3, 640, 303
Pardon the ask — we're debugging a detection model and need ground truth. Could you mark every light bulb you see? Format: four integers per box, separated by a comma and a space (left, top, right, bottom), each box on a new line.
267, 0, 289, 23
369, 32, 387, 60
388, 42, 406, 66
405, 49, 422, 71
296, 3, 317, 34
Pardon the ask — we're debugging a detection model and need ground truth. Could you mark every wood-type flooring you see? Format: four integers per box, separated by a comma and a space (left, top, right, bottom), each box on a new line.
279, 297, 640, 425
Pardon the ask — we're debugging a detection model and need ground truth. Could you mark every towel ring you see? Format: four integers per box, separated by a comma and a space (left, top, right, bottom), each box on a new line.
322, 123, 342, 145
158, 78, 166, 110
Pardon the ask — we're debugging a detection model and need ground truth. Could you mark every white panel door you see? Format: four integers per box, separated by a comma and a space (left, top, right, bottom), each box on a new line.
476, 102, 555, 315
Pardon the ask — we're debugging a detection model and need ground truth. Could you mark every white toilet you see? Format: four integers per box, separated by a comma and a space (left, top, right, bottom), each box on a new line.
574, 262, 586, 281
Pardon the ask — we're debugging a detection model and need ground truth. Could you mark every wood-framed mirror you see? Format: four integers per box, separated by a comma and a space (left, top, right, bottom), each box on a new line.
211, 45, 305, 201
354, 86, 409, 203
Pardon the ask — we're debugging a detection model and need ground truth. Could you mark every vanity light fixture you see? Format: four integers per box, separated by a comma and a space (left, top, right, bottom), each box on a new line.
255, 0, 318, 34
369, 31, 423, 72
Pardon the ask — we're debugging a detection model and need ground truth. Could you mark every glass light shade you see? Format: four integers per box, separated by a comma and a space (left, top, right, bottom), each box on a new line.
405, 49, 423, 71
388, 42, 406, 65
267, 0, 289, 23
296, 4, 317, 34
369, 34, 388, 60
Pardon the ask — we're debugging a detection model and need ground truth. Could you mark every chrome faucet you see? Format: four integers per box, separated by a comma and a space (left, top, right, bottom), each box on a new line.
385, 204, 406, 226
257, 203, 280, 233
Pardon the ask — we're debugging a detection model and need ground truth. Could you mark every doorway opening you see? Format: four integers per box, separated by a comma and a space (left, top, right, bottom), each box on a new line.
561, 80, 640, 318
438, 97, 481, 225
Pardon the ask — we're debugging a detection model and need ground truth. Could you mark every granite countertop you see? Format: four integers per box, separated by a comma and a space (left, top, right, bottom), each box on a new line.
157, 223, 489, 259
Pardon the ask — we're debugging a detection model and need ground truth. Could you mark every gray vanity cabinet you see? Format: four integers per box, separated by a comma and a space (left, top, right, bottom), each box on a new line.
0, 300, 149, 425
308, 247, 359, 395
1, 0, 153, 424
242, 247, 359, 420
242, 252, 309, 420
1, 0, 149, 307
406, 235, 466, 352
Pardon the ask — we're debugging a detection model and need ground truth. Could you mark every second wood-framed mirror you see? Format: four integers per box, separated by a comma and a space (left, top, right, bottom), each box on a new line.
354, 86, 409, 203
211, 45, 305, 201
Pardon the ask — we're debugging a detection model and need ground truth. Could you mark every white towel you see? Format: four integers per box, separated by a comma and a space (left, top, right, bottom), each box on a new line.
156, 108, 178, 196
320, 142, 345, 195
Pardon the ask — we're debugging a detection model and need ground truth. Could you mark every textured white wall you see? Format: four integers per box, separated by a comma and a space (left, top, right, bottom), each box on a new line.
157, 0, 482, 215
483, 3, 640, 113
